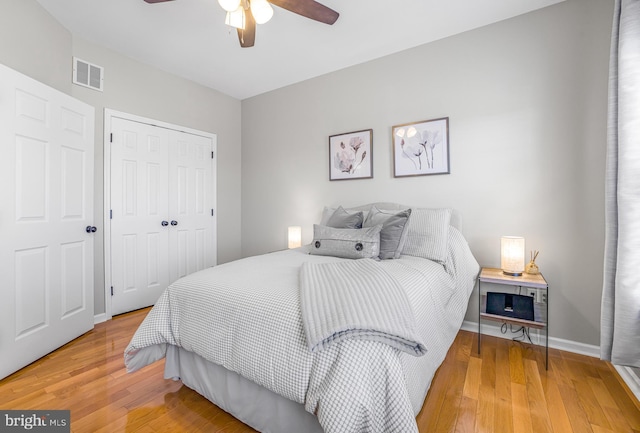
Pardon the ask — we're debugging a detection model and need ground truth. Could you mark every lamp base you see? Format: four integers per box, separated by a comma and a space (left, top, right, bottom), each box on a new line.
502, 270, 523, 277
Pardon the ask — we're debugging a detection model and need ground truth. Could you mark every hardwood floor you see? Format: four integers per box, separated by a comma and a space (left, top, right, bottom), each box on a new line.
1, 308, 639, 432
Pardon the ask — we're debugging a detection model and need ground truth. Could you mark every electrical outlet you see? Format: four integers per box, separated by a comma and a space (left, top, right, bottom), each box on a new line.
540, 291, 547, 304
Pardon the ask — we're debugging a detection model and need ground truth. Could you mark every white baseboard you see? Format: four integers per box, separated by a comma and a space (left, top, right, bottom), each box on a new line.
94, 313, 108, 324
614, 365, 640, 403
462, 320, 600, 357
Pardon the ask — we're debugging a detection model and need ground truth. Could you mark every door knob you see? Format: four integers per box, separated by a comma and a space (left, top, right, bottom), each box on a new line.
85, 226, 97, 233
161, 221, 169, 227
171, 220, 178, 226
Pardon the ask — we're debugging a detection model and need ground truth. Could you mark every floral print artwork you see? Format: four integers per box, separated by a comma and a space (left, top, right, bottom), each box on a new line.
329, 130, 373, 180
393, 117, 449, 177
334, 136, 367, 174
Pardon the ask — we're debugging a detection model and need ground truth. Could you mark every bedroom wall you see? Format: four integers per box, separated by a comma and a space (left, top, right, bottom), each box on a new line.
241, 0, 613, 347
0, 0, 243, 317
0, 0, 71, 93
70, 37, 242, 316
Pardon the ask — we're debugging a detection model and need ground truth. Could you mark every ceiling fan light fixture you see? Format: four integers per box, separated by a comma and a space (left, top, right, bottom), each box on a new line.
225, 6, 245, 29
250, 0, 273, 24
218, 0, 241, 12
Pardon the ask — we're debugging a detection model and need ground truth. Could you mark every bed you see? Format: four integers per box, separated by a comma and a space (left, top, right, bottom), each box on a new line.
124, 203, 479, 433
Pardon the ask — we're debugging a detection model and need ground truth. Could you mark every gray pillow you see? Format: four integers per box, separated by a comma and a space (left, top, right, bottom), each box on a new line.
402, 208, 452, 263
309, 224, 382, 259
363, 206, 412, 259
325, 206, 364, 229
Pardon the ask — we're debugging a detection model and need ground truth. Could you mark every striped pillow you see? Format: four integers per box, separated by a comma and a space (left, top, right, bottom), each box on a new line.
402, 208, 452, 263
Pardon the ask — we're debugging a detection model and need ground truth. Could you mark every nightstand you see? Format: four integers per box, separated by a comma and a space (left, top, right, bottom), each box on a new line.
477, 267, 549, 369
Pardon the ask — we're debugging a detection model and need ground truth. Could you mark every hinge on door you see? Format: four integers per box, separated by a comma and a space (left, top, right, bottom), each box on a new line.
211, 151, 215, 159
110, 209, 113, 219
111, 286, 114, 296
110, 133, 113, 143
211, 209, 214, 216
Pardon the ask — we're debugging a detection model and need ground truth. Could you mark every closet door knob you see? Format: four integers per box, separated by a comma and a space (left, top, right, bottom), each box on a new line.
170, 220, 178, 226
161, 221, 169, 227
86, 226, 97, 233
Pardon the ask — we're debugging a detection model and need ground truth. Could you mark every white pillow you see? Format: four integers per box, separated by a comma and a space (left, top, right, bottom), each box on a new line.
402, 208, 452, 263
309, 224, 382, 259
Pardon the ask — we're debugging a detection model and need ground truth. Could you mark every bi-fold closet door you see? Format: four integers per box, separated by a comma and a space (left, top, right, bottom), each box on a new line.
109, 115, 216, 316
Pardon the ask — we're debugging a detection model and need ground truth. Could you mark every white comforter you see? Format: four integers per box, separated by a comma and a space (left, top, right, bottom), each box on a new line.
124, 227, 479, 433
300, 258, 427, 356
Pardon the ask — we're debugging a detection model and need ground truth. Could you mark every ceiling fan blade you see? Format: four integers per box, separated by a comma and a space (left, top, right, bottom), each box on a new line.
237, 7, 256, 48
269, 0, 339, 25
144, 0, 174, 3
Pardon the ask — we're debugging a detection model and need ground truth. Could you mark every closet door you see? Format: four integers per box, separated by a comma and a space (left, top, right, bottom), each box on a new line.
109, 116, 216, 316
168, 130, 215, 282
110, 117, 170, 316
0, 64, 95, 380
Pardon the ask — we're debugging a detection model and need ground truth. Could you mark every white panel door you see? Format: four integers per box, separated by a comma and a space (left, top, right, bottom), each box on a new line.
110, 117, 170, 315
168, 130, 215, 282
109, 117, 215, 316
0, 63, 95, 380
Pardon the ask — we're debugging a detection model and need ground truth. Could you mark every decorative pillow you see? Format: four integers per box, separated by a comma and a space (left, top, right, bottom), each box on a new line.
363, 206, 412, 260
309, 224, 382, 259
402, 208, 452, 264
320, 206, 368, 227
325, 206, 364, 229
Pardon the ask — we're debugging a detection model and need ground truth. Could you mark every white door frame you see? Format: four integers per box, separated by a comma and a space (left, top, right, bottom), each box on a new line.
103, 109, 217, 320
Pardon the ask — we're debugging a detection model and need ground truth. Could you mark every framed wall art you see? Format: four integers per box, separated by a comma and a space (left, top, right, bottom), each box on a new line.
392, 117, 450, 177
329, 129, 373, 181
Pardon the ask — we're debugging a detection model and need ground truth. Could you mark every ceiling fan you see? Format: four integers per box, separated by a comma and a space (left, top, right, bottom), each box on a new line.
143, 0, 339, 48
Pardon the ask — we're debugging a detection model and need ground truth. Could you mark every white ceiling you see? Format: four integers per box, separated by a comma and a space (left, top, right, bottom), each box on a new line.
36, 0, 563, 100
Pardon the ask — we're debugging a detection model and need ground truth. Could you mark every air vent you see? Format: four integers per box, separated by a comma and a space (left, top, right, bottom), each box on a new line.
72, 57, 104, 92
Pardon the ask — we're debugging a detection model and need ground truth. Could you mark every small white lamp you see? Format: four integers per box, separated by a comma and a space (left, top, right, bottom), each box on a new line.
288, 226, 302, 249
501, 236, 525, 276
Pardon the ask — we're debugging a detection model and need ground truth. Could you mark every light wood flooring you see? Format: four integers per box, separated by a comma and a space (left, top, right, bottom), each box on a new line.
1, 308, 639, 432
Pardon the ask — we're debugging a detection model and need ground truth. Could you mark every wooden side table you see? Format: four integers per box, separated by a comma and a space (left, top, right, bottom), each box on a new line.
478, 267, 549, 369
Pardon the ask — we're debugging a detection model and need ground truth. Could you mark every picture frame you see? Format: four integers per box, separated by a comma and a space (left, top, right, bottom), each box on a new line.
392, 117, 450, 177
329, 129, 373, 181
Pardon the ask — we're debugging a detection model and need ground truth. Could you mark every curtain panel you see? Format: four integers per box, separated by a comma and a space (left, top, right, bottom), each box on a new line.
601, 0, 640, 367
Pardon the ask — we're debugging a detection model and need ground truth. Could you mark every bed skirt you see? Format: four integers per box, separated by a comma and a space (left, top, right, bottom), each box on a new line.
164, 345, 324, 433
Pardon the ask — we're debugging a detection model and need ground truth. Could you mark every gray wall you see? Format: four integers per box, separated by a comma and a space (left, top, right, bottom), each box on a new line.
241, 0, 613, 346
1, 0, 243, 316
1, 0, 614, 346
0, 0, 71, 93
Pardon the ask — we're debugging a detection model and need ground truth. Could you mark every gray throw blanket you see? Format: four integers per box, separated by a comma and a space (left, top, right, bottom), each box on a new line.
300, 258, 427, 356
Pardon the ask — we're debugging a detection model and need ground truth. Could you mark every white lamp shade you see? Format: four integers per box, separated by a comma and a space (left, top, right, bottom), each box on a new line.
250, 0, 274, 24
288, 226, 302, 249
225, 7, 245, 29
501, 236, 525, 276
218, 0, 241, 12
